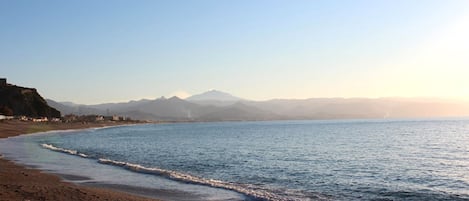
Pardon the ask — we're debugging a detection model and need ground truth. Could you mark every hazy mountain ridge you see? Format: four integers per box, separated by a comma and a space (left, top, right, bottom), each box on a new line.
186, 90, 243, 102
48, 91, 469, 121
245, 98, 469, 119
47, 95, 275, 121
186, 90, 244, 106
47, 99, 105, 116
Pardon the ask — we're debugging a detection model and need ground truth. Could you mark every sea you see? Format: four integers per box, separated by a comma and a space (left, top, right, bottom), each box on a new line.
1, 119, 469, 201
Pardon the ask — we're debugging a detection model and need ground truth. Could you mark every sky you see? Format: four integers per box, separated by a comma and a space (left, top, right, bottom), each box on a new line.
1, 0, 469, 104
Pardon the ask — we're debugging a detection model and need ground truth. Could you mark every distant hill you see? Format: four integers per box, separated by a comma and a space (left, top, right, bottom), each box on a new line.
245, 98, 469, 119
46, 99, 104, 116
186, 90, 244, 106
0, 83, 60, 118
47, 91, 469, 121
197, 102, 281, 121
48, 96, 276, 121
186, 90, 242, 101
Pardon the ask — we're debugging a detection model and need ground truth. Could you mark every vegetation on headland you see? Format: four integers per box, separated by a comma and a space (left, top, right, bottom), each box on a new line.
0, 80, 60, 118
0, 79, 148, 125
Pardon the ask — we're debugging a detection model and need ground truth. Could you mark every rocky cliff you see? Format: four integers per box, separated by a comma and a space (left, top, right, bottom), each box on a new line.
0, 84, 61, 118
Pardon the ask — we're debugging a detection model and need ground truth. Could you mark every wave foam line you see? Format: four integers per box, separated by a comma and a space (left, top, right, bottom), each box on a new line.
41, 144, 88, 158
40, 143, 315, 201
98, 158, 297, 201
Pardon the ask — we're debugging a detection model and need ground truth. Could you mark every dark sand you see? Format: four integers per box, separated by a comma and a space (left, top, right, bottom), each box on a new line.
0, 120, 160, 201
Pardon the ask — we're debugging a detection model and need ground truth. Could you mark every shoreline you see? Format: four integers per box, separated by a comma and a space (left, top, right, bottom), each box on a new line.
0, 120, 161, 201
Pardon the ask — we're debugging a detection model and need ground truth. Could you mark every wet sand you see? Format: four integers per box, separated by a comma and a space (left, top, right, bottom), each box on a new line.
0, 120, 160, 201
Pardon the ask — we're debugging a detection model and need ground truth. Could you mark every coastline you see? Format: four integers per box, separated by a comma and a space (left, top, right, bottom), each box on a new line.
0, 120, 161, 201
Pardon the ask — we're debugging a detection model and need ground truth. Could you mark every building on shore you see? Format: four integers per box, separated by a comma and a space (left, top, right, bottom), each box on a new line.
0, 78, 7, 86
0, 115, 14, 120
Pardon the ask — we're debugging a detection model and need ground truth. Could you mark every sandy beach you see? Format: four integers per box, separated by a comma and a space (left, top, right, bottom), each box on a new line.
0, 120, 160, 201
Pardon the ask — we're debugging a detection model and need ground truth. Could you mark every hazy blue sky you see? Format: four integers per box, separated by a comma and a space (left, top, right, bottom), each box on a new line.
1, 0, 468, 104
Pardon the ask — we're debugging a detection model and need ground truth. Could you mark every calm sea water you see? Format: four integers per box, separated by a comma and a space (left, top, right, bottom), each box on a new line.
1, 119, 469, 200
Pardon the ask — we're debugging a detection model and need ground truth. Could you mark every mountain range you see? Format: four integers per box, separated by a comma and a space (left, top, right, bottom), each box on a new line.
46, 90, 469, 121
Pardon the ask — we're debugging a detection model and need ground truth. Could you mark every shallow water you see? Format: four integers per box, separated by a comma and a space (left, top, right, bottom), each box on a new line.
1, 119, 469, 200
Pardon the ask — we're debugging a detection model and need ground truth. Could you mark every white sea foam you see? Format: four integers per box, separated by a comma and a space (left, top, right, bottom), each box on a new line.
97, 158, 307, 201
40, 143, 319, 201
41, 144, 88, 158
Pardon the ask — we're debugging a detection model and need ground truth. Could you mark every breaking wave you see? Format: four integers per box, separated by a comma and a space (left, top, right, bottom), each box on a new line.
41, 144, 89, 158
98, 158, 295, 201
40, 143, 323, 201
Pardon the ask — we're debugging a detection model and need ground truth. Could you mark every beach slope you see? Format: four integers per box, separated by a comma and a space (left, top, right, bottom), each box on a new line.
0, 120, 159, 201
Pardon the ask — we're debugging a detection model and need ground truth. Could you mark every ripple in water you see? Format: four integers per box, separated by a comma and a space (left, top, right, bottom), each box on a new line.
29, 119, 469, 200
